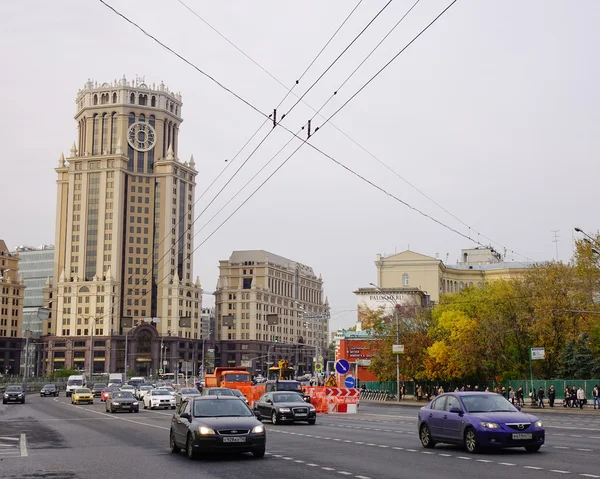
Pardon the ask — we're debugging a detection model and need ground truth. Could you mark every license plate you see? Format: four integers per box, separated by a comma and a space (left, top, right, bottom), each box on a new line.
295, 413, 307, 417
223, 437, 246, 443
512, 433, 532, 440
122, 405, 130, 408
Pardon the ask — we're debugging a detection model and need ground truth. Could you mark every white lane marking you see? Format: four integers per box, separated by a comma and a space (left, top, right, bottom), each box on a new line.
524, 466, 543, 470
439, 453, 452, 457
338, 473, 352, 476
456, 456, 472, 460
378, 445, 389, 448
393, 447, 404, 450
554, 446, 569, 449
0, 437, 20, 441
549, 471, 571, 474
19, 434, 27, 457
580, 474, 600, 478
307, 464, 319, 467
0, 444, 16, 448
476, 459, 492, 463
322, 467, 335, 471
405, 449, 417, 452
576, 449, 593, 452
498, 463, 515, 466
295, 460, 305, 463
355, 476, 371, 479
421, 451, 435, 455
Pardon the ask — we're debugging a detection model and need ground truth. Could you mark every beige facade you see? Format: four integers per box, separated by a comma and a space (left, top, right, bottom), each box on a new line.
376, 247, 531, 303
47, 77, 202, 344
215, 250, 329, 354
0, 240, 24, 339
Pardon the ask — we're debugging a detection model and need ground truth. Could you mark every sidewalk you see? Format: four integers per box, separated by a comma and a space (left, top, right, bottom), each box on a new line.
360, 397, 600, 414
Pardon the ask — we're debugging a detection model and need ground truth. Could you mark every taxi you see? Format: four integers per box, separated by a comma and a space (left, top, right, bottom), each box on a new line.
71, 388, 94, 405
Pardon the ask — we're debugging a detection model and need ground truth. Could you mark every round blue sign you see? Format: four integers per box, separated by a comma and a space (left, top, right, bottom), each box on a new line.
335, 359, 350, 374
344, 376, 355, 388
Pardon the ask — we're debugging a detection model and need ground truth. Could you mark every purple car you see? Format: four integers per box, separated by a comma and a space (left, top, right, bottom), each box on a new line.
418, 392, 545, 453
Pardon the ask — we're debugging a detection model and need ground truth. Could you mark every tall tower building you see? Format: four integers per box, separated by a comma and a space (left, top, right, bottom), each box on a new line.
45, 77, 202, 374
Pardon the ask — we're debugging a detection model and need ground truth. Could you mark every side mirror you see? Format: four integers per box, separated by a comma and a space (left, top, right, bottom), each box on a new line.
254, 410, 262, 420
449, 407, 462, 414
180, 412, 192, 421
266, 399, 273, 405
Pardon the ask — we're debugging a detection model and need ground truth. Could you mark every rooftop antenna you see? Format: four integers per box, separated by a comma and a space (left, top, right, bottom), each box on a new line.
551, 230, 560, 261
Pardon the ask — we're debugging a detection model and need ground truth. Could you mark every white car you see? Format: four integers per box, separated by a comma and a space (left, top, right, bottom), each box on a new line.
136, 385, 154, 400
143, 389, 176, 410
157, 386, 175, 396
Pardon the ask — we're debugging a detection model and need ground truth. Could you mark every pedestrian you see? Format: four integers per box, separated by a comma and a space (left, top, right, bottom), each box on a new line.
509, 387, 515, 405
485, 387, 490, 392
571, 387, 578, 408
548, 385, 556, 407
577, 386, 586, 409
538, 387, 545, 408
564, 386, 571, 408
517, 386, 525, 406
501, 386, 507, 399
417, 385, 423, 401
594, 385, 600, 409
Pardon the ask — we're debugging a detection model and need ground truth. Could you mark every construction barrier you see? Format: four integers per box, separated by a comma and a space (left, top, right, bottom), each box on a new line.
326, 387, 361, 414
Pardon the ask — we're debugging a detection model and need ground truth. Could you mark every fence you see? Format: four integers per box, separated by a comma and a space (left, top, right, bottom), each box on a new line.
505, 379, 600, 400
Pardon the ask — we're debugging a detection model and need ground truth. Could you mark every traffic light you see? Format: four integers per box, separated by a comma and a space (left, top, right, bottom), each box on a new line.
274, 336, 279, 343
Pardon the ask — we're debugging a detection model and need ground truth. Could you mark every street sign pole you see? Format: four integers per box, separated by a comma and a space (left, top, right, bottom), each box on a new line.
529, 346, 534, 400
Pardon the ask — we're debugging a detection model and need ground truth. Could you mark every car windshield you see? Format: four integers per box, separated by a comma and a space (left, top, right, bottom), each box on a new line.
224, 373, 250, 382
273, 393, 303, 403
121, 385, 134, 389
93, 384, 105, 388
6, 386, 22, 392
75, 388, 91, 394
140, 386, 152, 390
153, 390, 169, 396
42, 385, 55, 389
461, 394, 517, 413
181, 389, 198, 394
231, 390, 243, 397
112, 392, 133, 399
105, 387, 119, 392
68, 380, 83, 386
193, 399, 252, 417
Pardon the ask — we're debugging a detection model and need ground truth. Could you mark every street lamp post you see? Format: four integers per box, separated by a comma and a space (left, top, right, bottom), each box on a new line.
370, 283, 401, 403
85, 316, 101, 378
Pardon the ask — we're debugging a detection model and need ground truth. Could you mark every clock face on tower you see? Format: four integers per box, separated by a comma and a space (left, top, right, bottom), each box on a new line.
127, 122, 156, 152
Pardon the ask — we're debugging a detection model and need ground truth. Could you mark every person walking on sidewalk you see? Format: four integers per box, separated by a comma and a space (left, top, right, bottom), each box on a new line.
564, 385, 571, 408
548, 385, 556, 407
593, 385, 600, 409
517, 386, 525, 407
538, 387, 546, 408
577, 386, 586, 409
571, 386, 578, 408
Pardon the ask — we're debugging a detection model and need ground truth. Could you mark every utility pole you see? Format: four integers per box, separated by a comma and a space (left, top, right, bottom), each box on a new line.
552, 230, 560, 261
395, 305, 401, 403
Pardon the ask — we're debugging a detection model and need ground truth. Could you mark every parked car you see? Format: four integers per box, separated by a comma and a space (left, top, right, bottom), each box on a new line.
3, 385, 25, 404
40, 384, 59, 397
418, 392, 545, 453
71, 388, 94, 405
106, 391, 139, 413
101, 386, 121, 402
170, 396, 266, 459
144, 389, 176, 410
254, 391, 316, 425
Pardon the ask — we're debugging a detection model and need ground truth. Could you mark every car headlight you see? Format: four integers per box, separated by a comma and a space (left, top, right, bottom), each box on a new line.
198, 426, 215, 435
279, 408, 291, 413
113, 402, 120, 405
480, 422, 501, 429
252, 425, 265, 434
308, 405, 316, 410
535, 420, 543, 428
3, 394, 8, 398
133, 401, 138, 405
17, 393, 23, 397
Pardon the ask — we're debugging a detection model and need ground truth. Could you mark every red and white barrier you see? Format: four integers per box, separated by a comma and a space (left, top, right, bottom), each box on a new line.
326, 387, 361, 413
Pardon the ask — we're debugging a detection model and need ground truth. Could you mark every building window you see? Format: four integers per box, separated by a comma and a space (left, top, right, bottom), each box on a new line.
92, 114, 100, 155
402, 273, 409, 286
111, 112, 118, 154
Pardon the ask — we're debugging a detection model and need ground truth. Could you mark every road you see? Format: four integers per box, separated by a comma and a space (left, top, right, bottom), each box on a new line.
2, 396, 600, 479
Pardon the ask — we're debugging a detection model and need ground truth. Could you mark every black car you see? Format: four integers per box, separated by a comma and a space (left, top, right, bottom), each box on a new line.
3, 385, 25, 404
40, 384, 59, 397
170, 396, 266, 459
105, 391, 140, 413
91, 383, 107, 398
255, 391, 316, 425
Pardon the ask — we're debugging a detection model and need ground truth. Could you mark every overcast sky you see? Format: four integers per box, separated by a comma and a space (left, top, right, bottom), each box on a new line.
1, 0, 598, 332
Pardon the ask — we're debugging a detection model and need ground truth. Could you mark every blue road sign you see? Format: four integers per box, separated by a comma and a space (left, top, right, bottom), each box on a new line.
344, 376, 355, 388
336, 359, 350, 374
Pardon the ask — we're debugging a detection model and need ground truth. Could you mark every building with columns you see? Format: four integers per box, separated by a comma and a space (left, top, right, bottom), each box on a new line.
214, 250, 329, 376
41, 77, 202, 376
0, 240, 25, 375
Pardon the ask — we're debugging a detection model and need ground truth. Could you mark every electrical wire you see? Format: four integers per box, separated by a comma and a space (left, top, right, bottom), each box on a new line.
176, 0, 529, 263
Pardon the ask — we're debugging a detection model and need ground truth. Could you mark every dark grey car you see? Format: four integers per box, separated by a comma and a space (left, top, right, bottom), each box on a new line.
106, 391, 140, 413
3, 385, 25, 404
175, 387, 201, 405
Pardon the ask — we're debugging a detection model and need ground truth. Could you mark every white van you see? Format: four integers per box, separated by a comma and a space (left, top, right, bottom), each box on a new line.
66, 375, 87, 397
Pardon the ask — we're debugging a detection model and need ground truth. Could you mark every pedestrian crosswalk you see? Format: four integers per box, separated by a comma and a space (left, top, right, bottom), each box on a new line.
0, 434, 26, 458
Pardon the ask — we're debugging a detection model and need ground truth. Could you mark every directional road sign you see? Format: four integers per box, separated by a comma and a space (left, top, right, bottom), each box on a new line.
158, 368, 163, 374
344, 376, 356, 388
335, 359, 350, 374
531, 347, 546, 360
314, 362, 323, 371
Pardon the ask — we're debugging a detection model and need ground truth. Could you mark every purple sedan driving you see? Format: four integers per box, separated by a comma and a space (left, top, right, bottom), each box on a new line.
418, 392, 545, 453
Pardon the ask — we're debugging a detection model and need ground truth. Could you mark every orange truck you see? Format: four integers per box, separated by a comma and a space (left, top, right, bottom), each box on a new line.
204, 367, 252, 399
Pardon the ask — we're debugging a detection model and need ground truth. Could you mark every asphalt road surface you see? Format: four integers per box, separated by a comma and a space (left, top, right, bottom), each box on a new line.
2, 396, 600, 479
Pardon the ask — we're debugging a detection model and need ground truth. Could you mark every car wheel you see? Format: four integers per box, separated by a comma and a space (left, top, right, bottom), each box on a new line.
464, 427, 480, 454
525, 445, 541, 453
21, 399, 25, 404
186, 434, 197, 460
144, 403, 147, 409
170, 430, 181, 454
2, 400, 5, 405
253, 447, 266, 458
110, 406, 114, 413
308, 419, 316, 425
271, 411, 278, 425
420, 424, 436, 449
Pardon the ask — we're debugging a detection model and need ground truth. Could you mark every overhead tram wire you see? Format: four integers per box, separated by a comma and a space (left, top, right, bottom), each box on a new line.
98, 0, 373, 318
129, 0, 425, 303
176, 0, 526, 264
167, 1, 428, 253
